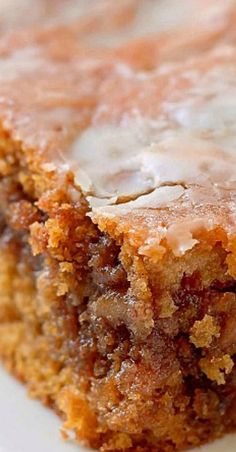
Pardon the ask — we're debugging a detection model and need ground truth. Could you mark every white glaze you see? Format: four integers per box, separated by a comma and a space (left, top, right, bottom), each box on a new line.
86, 0, 234, 47
71, 60, 236, 201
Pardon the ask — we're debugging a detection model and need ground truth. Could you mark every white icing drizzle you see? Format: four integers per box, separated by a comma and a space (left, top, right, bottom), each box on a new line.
0, 47, 46, 81
0, 0, 99, 29
70, 117, 167, 199
86, 0, 234, 47
70, 64, 236, 202
91, 185, 185, 212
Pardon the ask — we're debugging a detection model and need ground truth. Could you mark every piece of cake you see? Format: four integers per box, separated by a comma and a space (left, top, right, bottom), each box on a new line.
1, 2, 236, 452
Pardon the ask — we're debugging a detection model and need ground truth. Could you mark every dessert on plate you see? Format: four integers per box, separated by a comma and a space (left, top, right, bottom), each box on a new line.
1, 1, 236, 451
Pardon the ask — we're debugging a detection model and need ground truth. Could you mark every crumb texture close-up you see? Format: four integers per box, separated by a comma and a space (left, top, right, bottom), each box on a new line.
1, 1, 236, 452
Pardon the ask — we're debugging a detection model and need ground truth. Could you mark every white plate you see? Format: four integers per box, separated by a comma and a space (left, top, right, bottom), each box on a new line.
0, 367, 235, 452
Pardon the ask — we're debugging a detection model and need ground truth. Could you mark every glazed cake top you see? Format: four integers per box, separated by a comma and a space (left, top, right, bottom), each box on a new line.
0, 0, 232, 35
1, 0, 235, 55
0, 1, 236, 256
0, 0, 102, 32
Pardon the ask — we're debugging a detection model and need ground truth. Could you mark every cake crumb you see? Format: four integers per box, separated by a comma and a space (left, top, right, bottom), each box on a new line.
200, 354, 234, 385
190, 314, 220, 348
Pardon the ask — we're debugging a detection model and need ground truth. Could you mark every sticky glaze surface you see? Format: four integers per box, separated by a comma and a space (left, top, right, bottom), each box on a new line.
0, 1, 236, 254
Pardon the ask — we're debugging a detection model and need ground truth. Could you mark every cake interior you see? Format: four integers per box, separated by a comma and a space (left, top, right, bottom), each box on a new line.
1, 134, 236, 452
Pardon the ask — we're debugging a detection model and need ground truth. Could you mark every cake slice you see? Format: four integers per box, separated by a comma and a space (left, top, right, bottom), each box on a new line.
1, 4, 236, 452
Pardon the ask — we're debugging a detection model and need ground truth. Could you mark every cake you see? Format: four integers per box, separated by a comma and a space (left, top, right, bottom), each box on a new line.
1, 1, 236, 451
0, 0, 107, 33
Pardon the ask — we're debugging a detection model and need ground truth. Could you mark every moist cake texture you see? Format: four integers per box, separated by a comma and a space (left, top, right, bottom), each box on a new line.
2, 1, 236, 452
